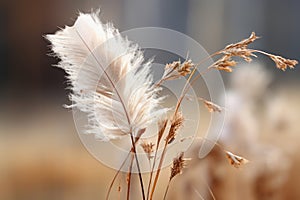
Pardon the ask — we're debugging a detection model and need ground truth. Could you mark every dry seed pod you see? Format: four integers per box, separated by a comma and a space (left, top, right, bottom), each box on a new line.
225, 151, 249, 168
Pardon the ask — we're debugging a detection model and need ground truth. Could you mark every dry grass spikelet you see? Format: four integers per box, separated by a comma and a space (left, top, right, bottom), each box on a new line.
224, 32, 259, 50
212, 55, 237, 72
166, 112, 184, 144
225, 151, 249, 168
179, 60, 194, 76
203, 100, 222, 113
210, 32, 259, 73
162, 60, 194, 81
212, 32, 298, 73
269, 54, 298, 71
140, 141, 155, 160
221, 32, 259, 63
223, 48, 257, 62
220, 32, 298, 71
157, 118, 168, 144
170, 152, 190, 180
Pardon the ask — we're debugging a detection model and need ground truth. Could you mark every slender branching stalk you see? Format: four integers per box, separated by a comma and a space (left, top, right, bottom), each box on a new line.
106, 151, 131, 200
149, 141, 169, 200
106, 138, 142, 199
150, 51, 222, 199
149, 53, 220, 199
163, 181, 171, 200
127, 153, 134, 200
129, 132, 146, 200
147, 119, 168, 200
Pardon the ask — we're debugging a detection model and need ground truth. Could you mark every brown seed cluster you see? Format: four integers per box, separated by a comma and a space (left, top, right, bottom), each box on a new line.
223, 48, 257, 63
140, 142, 155, 160
211, 32, 258, 73
166, 112, 184, 144
225, 32, 259, 49
162, 60, 194, 81
269, 54, 298, 71
224, 32, 259, 50
222, 32, 258, 63
170, 152, 189, 180
211, 32, 298, 72
212, 55, 237, 72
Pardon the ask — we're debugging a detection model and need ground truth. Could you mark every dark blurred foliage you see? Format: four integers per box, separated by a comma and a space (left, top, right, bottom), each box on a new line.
1, 0, 299, 102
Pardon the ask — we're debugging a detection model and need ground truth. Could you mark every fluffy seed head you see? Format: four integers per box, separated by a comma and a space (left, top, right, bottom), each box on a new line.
46, 11, 167, 140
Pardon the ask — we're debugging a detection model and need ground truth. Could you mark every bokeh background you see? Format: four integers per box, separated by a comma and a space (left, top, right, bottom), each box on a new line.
1, 0, 300, 199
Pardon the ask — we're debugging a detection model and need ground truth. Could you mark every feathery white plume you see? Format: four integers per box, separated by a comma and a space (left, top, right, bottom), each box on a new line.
46, 11, 166, 141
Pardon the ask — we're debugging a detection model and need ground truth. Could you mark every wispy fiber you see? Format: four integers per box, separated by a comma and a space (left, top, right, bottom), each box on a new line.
46, 11, 167, 141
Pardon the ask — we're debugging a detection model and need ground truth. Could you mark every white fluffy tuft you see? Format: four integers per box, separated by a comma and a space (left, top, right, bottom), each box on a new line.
46, 11, 167, 140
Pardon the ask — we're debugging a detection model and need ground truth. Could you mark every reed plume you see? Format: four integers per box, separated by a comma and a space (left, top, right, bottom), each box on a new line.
46, 11, 167, 141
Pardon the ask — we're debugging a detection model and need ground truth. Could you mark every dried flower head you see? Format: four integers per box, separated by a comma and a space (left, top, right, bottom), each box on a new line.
225, 32, 259, 50
180, 60, 194, 76
140, 141, 155, 160
223, 48, 257, 62
212, 55, 237, 72
46, 11, 167, 140
212, 32, 298, 73
161, 60, 194, 81
221, 32, 259, 63
170, 152, 190, 180
269, 54, 298, 71
166, 112, 184, 144
203, 100, 222, 113
210, 32, 259, 74
221, 32, 298, 71
225, 151, 249, 168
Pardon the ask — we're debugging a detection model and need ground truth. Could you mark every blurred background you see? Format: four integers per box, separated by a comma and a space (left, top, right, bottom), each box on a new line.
0, 0, 299, 199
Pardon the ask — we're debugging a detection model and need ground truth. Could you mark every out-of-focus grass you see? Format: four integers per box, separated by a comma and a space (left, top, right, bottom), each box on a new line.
0, 88, 300, 200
